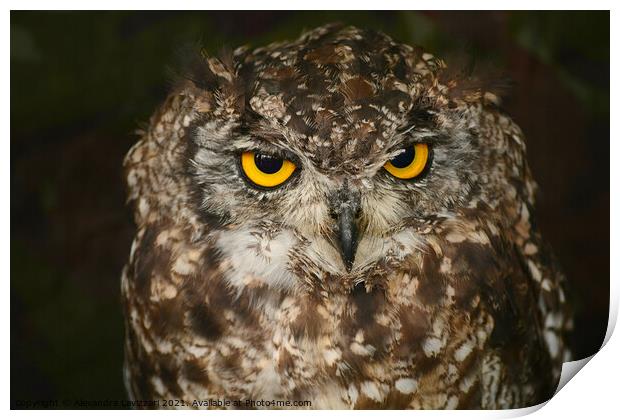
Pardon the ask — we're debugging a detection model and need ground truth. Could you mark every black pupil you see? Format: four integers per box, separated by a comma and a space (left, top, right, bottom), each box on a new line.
390, 146, 415, 168
254, 153, 283, 174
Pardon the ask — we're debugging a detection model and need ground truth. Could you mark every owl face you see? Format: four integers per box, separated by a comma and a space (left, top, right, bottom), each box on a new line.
187, 25, 484, 281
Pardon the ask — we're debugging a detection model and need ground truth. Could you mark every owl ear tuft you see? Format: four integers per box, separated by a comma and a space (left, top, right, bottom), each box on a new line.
206, 58, 235, 84
170, 43, 237, 91
171, 44, 246, 116
438, 52, 512, 107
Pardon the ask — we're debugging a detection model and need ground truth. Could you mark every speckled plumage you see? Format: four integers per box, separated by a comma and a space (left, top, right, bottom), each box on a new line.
121, 24, 572, 409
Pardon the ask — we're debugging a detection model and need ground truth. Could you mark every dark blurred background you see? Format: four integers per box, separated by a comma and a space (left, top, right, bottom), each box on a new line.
11, 11, 609, 406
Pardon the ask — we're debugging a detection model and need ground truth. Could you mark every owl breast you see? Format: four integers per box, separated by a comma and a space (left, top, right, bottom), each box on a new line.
123, 207, 557, 409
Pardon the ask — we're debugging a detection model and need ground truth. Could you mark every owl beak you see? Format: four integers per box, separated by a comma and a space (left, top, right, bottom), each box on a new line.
330, 185, 360, 272
337, 202, 359, 271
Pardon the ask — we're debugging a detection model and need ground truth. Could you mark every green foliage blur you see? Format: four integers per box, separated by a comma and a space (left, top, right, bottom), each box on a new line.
11, 11, 609, 139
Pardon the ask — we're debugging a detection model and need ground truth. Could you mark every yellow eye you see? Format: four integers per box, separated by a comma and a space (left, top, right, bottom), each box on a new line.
240, 151, 296, 188
384, 143, 430, 179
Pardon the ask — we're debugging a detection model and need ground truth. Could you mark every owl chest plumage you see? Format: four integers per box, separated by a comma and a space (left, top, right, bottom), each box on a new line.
122, 211, 558, 409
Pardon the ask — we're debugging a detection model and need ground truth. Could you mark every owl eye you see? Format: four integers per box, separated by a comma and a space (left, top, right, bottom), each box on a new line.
240, 151, 297, 188
384, 143, 430, 180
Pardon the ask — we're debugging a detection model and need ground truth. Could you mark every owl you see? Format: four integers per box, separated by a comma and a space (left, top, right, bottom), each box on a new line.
121, 24, 573, 409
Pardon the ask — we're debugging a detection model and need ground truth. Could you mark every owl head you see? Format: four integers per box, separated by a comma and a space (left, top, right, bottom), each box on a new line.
126, 24, 532, 294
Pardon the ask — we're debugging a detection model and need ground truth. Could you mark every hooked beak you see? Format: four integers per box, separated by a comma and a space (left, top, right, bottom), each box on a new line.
330, 183, 360, 271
